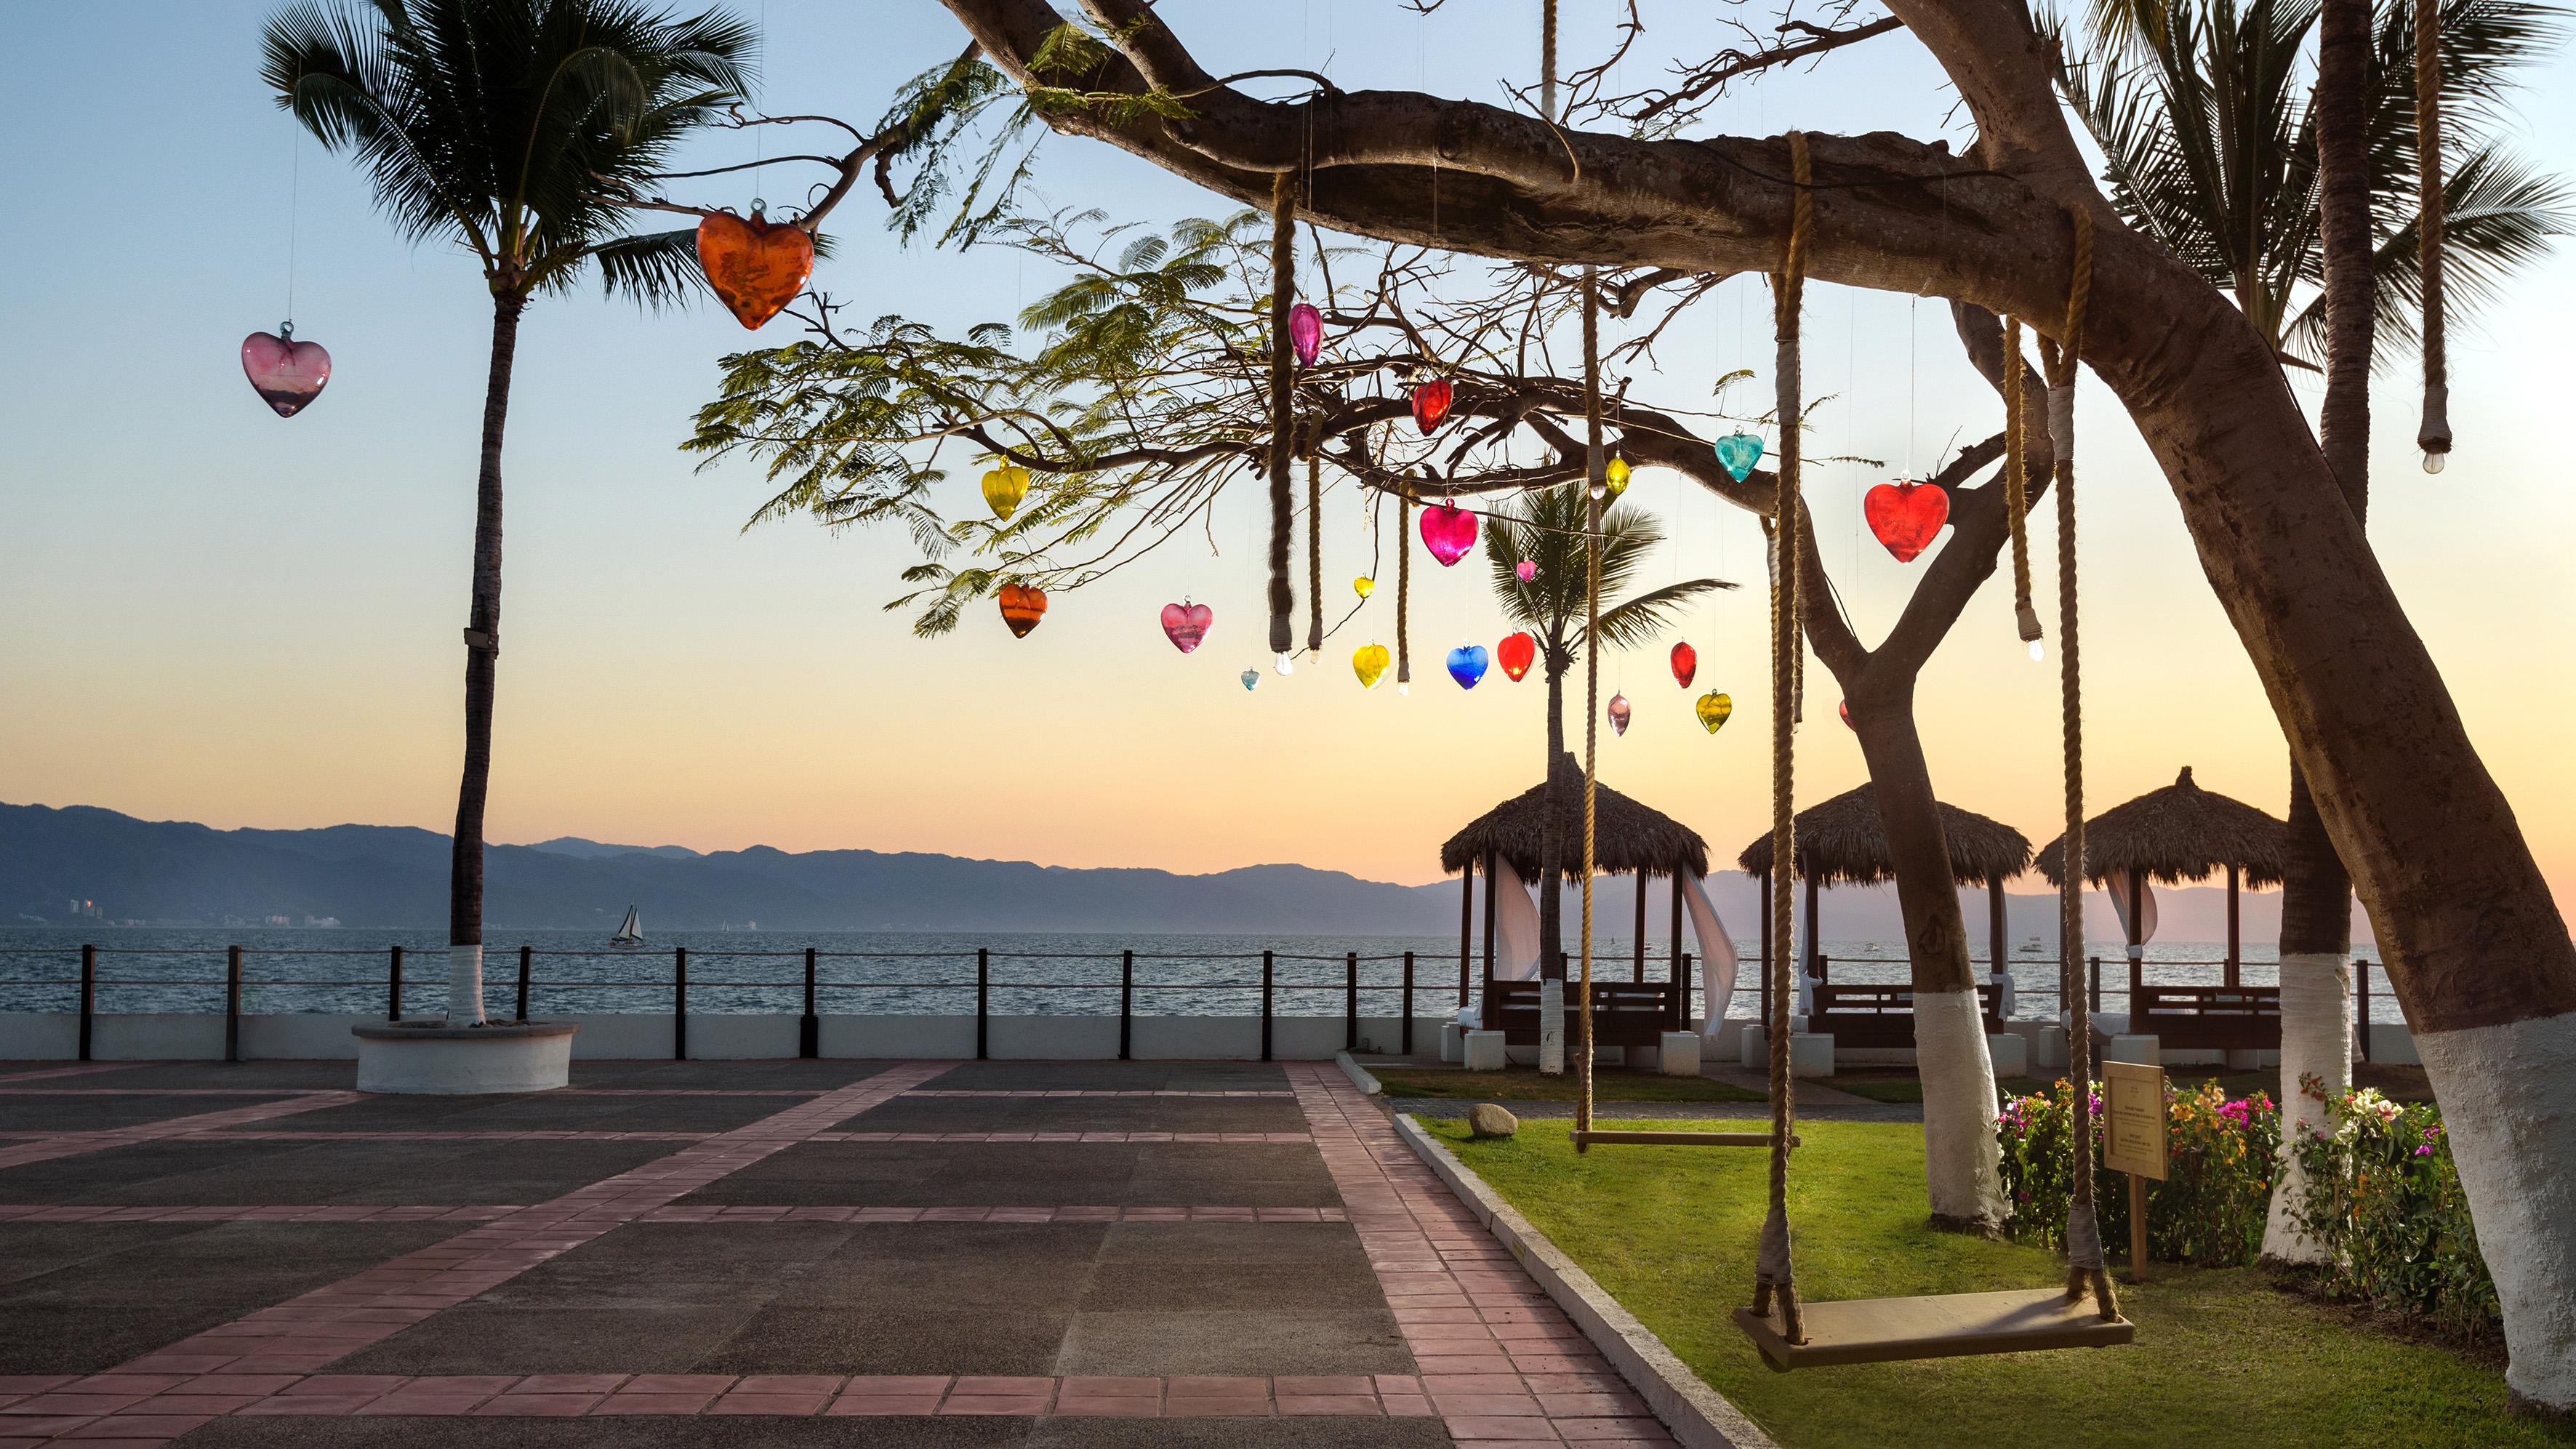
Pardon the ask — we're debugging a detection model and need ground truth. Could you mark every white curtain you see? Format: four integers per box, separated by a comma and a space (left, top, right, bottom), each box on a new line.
1680, 872, 1739, 1027
2107, 869, 2159, 951
1490, 855, 1544, 982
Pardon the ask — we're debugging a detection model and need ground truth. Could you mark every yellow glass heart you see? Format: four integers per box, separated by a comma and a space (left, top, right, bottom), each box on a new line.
1696, 691, 1733, 734
1353, 643, 1392, 689
1605, 455, 1631, 497
1353, 576, 1376, 598
982, 465, 1030, 521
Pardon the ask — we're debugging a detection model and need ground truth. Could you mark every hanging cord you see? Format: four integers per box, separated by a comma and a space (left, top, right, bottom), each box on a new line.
283, 124, 301, 335
1397, 493, 1413, 686
1267, 172, 1299, 660
2037, 204, 2116, 1320
2415, 0, 2449, 465
1541, 0, 1559, 122
1751, 130, 1810, 1344
1307, 457, 1325, 653
1577, 267, 1604, 1144
2003, 317, 2041, 643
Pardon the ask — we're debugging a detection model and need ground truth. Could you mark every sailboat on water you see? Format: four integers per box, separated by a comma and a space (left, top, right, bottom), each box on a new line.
610, 906, 644, 948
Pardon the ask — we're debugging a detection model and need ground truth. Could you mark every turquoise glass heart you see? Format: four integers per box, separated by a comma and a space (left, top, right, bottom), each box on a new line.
1240, 668, 1259, 691
1715, 430, 1765, 482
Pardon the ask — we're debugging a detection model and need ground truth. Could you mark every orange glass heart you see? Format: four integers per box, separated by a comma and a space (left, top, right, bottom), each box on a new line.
696, 210, 816, 330
998, 582, 1048, 638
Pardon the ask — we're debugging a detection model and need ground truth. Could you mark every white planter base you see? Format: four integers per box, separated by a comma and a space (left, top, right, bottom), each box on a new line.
353, 1020, 577, 1094
1463, 1029, 1508, 1072
1657, 1031, 1701, 1076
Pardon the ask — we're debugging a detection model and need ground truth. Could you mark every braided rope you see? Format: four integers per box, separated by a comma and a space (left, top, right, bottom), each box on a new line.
1751, 131, 1810, 1344
2415, 0, 2450, 462
1397, 493, 1412, 686
1307, 457, 1324, 653
2003, 316, 2041, 644
1542, 0, 1559, 122
1266, 172, 1297, 657
1578, 267, 1603, 1142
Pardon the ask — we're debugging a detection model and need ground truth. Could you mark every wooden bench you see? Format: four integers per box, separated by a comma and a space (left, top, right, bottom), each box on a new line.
2129, 985, 2281, 1051
1484, 979, 1680, 1045
1808, 982, 2000, 1050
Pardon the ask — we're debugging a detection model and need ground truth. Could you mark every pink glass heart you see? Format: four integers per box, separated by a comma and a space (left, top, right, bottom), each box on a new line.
1419, 502, 1478, 567
1515, 559, 1536, 582
241, 329, 331, 417
1289, 303, 1323, 368
1608, 693, 1632, 736
1160, 601, 1213, 653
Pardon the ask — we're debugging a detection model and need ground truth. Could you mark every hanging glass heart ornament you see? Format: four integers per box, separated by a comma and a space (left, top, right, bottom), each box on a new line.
240, 325, 332, 417
982, 465, 1030, 521
1863, 478, 1950, 563
1497, 632, 1537, 682
1445, 643, 1489, 689
1419, 502, 1478, 566
1715, 430, 1765, 482
1353, 643, 1392, 689
1289, 302, 1323, 369
1608, 693, 1632, 736
1240, 667, 1260, 691
1410, 377, 1455, 435
1669, 641, 1698, 689
1352, 576, 1375, 599
1696, 691, 1733, 734
1160, 600, 1213, 653
1604, 455, 1632, 498
997, 582, 1048, 638
694, 207, 816, 329
1515, 559, 1537, 583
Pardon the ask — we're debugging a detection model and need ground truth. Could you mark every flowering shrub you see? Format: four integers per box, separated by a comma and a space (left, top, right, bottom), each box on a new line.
2284, 1077, 2498, 1346
1995, 1078, 2278, 1267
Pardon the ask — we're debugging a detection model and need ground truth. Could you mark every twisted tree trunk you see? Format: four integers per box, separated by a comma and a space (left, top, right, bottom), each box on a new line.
447, 289, 526, 1027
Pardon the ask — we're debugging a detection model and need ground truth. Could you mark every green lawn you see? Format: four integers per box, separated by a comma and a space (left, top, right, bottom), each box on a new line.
1373, 1068, 1765, 1104
1420, 1114, 2568, 1449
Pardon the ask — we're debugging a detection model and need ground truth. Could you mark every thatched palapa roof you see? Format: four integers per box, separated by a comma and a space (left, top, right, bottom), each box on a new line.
1441, 752, 1710, 881
2035, 766, 2287, 887
1734, 784, 2033, 887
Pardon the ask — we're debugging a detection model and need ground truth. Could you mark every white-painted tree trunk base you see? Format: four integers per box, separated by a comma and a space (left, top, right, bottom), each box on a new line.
2416, 1008, 2576, 1413
446, 944, 484, 1027
2263, 952, 2353, 1264
1538, 979, 1565, 1075
1915, 988, 2007, 1227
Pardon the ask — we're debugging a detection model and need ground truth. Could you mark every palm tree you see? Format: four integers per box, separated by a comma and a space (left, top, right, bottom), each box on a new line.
1484, 484, 1728, 982
262, 0, 753, 1024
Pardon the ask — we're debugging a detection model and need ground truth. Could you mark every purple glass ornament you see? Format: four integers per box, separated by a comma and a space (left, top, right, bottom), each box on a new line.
1289, 303, 1323, 369
241, 325, 331, 417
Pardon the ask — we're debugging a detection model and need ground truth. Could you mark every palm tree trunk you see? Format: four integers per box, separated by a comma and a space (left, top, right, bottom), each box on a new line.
446, 290, 525, 1027
1536, 651, 1568, 1073
1845, 691, 2007, 1229
2266, 0, 2375, 1264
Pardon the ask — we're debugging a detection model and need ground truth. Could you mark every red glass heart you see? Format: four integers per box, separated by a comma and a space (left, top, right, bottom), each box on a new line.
696, 210, 816, 330
1669, 641, 1697, 689
1160, 601, 1213, 653
1419, 502, 1478, 566
1498, 632, 1537, 682
241, 330, 331, 417
1411, 377, 1454, 435
1863, 478, 1949, 563
998, 582, 1048, 638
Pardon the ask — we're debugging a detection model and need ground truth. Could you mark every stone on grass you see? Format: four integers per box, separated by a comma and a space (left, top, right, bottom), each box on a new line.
1467, 1102, 1519, 1139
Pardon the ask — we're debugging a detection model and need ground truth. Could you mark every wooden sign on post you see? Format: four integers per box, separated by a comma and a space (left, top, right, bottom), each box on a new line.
2101, 1060, 2167, 1283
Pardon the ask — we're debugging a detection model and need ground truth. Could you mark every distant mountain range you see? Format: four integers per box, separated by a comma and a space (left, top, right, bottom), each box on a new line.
1, 801, 2364, 946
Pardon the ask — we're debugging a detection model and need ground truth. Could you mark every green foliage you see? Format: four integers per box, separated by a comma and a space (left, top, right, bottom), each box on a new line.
2287, 1078, 2500, 1345
260, 0, 754, 303
1996, 1077, 2279, 1266
1481, 484, 1728, 674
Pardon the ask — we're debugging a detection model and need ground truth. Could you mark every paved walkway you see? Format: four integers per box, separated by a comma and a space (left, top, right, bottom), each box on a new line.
0, 1059, 1675, 1446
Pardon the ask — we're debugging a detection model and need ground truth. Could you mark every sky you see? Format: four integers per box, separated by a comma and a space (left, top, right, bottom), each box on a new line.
3, 1, 2573, 921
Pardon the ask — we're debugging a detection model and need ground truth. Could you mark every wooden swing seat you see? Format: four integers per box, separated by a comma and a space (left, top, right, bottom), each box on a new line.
1733, 1287, 2133, 1371
1570, 1129, 1782, 1149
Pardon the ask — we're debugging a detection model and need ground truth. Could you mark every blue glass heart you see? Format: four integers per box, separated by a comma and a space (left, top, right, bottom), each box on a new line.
1446, 643, 1490, 689
1715, 430, 1765, 482
1240, 668, 1260, 691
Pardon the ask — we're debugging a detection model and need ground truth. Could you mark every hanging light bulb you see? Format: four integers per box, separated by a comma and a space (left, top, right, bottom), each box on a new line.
1398, 682, 1411, 696
2423, 449, 2448, 475
2028, 639, 2047, 662
1275, 651, 1296, 675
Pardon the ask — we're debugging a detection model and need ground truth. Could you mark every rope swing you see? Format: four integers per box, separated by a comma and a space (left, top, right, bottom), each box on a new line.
1576, 265, 1605, 1145
2003, 316, 2042, 649
2415, 0, 2450, 469
1266, 171, 1299, 665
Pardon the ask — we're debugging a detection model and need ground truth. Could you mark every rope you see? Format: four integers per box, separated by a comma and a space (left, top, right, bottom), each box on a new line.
1751, 130, 1810, 1345
2003, 316, 2041, 644
2037, 204, 2118, 1320
2415, 0, 2450, 464
1397, 493, 1412, 686
1307, 457, 1324, 653
1541, 0, 1559, 122
1577, 266, 1603, 1144
1267, 171, 1298, 658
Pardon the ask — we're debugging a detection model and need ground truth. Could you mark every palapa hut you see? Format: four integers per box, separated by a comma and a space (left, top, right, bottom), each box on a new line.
1736, 784, 2034, 1011
2035, 766, 2287, 987
1441, 753, 1720, 1040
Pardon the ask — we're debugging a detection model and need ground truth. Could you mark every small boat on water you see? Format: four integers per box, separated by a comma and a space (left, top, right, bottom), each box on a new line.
610, 906, 643, 947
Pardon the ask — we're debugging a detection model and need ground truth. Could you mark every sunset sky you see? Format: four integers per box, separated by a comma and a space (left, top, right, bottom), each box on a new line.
4, 1, 2572, 923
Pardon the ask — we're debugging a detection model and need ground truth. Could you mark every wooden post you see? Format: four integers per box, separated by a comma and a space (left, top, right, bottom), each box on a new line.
2127, 873, 2146, 995
1344, 952, 1360, 1052
1401, 951, 1416, 1056
1261, 950, 1275, 1061
1669, 872, 1685, 983
1679, 952, 1693, 1031
1632, 878, 1646, 982
225, 945, 242, 1064
1480, 850, 1498, 1028
801, 947, 819, 1059
2128, 1171, 2151, 1283
2356, 959, 2372, 1063
1458, 865, 1474, 1006
388, 944, 403, 1021
976, 948, 990, 1060
78, 944, 95, 1061
1802, 875, 1821, 987
673, 947, 689, 1061
1120, 950, 1134, 1061
1989, 878, 2007, 979
515, 945, 532, 1023
2226, 864, 2242, 988
2090, 955, 2103, 1015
